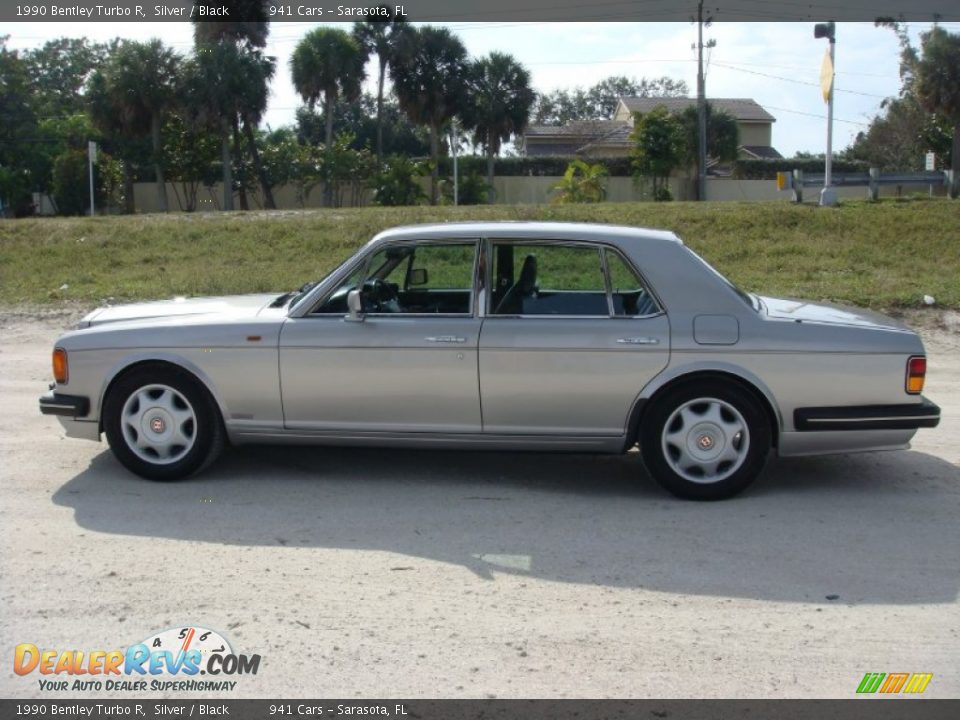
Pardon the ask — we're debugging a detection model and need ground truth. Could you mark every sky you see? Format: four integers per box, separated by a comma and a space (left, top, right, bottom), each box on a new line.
6, 20, 959, 158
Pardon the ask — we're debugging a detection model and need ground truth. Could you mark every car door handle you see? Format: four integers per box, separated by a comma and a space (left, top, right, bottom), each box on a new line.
616, 337, 660, 345
424, 335, 467, 344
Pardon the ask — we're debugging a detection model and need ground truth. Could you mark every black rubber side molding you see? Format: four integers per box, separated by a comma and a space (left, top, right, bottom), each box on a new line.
39, 393, 89, 418
794, 397, 940, 431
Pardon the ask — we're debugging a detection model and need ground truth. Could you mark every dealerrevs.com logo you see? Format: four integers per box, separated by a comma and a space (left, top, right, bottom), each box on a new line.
14, 626, 261, 692
856, 672, 933, 695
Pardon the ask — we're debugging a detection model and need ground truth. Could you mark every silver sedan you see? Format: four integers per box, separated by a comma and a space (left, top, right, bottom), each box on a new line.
39, 222, 940, 499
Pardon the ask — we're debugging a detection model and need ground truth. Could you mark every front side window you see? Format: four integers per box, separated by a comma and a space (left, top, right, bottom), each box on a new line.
490, 243, 608, 316
312, 264, 363, 314
358, 241, 478, 315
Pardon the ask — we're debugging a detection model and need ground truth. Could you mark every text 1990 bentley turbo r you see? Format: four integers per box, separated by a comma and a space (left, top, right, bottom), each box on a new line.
39, 222, 940, 499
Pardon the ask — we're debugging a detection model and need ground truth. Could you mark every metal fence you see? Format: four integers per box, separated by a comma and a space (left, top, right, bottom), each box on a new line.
778, 169, 958, 202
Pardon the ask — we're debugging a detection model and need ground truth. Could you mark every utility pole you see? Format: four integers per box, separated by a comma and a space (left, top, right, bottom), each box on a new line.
450, 119, 459, 207
696, 1, 706, 202
87, 140, 97, 216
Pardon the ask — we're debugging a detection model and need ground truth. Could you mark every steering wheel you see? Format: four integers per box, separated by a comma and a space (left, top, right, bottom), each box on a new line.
361, 278, 399, 312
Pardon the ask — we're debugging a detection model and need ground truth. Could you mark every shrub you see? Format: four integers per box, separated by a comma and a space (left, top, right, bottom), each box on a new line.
550, 159, 608, 203
370, 155, 428, 206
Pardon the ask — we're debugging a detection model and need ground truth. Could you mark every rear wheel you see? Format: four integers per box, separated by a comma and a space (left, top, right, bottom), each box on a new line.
640, 381, 770, 500
104, 365, 224, 481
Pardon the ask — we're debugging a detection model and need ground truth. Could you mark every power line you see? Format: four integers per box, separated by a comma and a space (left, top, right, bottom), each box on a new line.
762, 104, 870, 127
711, 62, 890, 99
710, 57, 894, 78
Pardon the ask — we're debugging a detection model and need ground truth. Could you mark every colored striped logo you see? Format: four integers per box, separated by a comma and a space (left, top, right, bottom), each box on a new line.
857, 672, 933, 694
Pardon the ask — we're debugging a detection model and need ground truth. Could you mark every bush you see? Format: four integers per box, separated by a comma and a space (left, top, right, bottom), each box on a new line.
370, 156, 427, 206
732, 157, 869, 180
440, 170, 492, 205
51, 149, 119, 215
434, 155, 634, 177
550, 160, 608, 204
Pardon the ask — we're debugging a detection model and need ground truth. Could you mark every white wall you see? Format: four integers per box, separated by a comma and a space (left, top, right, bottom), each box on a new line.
126, 177, 948, 213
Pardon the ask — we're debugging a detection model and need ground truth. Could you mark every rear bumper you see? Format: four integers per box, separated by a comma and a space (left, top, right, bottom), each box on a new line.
39, 393, 89, 418
794, 397, 940, 432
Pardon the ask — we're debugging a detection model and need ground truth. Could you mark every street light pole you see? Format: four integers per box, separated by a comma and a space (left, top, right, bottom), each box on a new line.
815, 21, 837, 207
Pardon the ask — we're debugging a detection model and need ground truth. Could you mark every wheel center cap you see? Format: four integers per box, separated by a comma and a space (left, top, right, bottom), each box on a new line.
697, 434, 714, 450
150, 416, 166, 434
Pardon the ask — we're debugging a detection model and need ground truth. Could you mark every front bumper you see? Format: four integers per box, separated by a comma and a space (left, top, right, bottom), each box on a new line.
39, 393, 90, 418
40, 393, 100, 441
794, 397, 941, 432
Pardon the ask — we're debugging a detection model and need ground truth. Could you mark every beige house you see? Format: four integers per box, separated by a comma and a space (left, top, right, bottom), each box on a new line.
522, 97, 782, 162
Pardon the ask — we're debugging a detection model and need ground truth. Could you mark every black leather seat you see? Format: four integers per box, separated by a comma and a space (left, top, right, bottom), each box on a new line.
494, 254, 538, 315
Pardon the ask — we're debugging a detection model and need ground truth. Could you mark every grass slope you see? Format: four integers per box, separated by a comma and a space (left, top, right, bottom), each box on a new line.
0, 199, 957, 309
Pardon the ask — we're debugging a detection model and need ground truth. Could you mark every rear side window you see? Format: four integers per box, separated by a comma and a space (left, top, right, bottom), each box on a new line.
606, 251, 661, 316
490, 243, 608, 316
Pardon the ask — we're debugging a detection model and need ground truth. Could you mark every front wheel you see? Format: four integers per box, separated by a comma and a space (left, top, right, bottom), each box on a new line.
640, 381, 771, 500
104, 365, 224, 481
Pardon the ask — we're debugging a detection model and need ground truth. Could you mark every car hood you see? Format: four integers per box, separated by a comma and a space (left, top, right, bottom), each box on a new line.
759, 295, 911, 332
78, 293, 281, 328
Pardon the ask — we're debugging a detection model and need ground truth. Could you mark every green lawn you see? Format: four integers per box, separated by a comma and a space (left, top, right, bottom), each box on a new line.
0, 198, 958, 309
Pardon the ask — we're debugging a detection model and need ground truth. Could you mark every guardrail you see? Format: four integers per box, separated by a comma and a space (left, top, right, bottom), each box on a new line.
777, 168, 958, 202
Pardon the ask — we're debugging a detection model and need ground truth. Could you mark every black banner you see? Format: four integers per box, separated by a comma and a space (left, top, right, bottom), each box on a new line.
1, 700, 959, 720
2, 0, 958, 23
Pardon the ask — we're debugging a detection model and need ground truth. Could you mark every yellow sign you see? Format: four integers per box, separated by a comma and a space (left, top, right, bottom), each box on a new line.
820, 49, 833, 103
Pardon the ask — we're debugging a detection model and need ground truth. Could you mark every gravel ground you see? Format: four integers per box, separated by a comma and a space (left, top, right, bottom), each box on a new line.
1, 308, 957, 699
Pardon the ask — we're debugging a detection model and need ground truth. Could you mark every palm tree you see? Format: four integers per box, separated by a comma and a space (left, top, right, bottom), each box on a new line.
190, 41, 252, 211
290, 28, 368, 206
462, 52, 535, 202
352, 7, 409, 165
191, 0, 271, 49
93, 40, 178, 212
88, 66, 142, 214
238, 50, 277, 209
390, 26, 469, 205
193, 0, 272, 211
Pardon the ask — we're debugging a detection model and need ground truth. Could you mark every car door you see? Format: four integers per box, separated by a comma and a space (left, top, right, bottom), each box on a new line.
279, 239, 482, 433
479, 240, 669, 437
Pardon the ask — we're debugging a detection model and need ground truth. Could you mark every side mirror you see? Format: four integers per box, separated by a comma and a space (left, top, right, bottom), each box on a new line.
408, 268, 429, 287
345, 289, 364, 322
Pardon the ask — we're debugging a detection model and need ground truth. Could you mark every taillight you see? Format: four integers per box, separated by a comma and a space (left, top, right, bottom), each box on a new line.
52, 348, 68, 384
906, 356, 926, 395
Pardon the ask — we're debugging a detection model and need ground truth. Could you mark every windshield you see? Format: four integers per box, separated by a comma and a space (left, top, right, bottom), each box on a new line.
281, 250, 363, 310
684, 247, 760, 311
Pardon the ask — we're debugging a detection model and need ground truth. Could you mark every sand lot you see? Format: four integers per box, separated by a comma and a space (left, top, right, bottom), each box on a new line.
1, 308, 958, 699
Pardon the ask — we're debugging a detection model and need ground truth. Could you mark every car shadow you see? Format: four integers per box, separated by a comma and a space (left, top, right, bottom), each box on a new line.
51, 444, 960, 605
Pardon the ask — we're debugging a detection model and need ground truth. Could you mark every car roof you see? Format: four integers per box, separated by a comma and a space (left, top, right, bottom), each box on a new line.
371, 221, 683, 246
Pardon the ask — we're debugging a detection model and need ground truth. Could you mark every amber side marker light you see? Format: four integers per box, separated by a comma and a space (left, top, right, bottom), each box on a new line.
906, 356, 926, 394
52, 348, 68, 384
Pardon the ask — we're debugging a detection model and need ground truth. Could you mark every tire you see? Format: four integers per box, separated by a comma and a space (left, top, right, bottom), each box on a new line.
103, 364, 224, 481
640, 380, 771, 500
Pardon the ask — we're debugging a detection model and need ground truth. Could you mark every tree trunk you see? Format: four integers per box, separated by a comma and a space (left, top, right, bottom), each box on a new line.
123, 162, 135, 214
486, 129, 496, 204
151, 111, 168, 213
324, 93, 335, 207
233, 119, 248, 211
221, 120, 234, 211
243, 117, 275, 210
376, 59, 386, 166
429, 122, 439, 205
